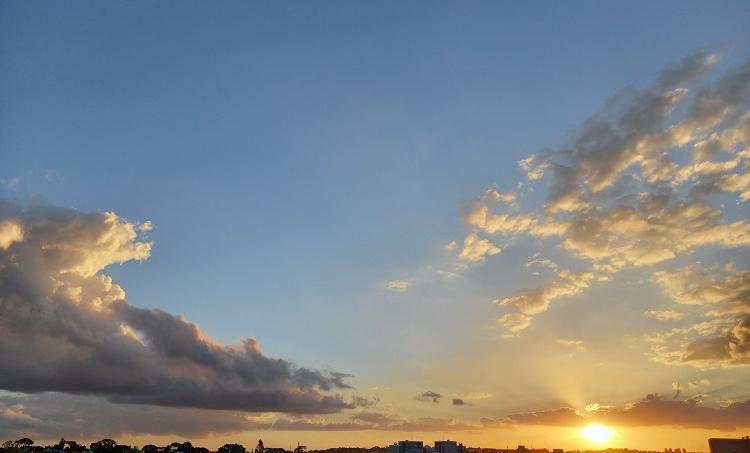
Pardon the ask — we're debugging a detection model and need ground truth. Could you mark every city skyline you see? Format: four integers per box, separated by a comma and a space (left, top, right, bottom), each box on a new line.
1, 1, 750, 451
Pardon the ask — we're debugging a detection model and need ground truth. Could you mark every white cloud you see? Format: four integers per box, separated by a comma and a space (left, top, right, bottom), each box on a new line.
384, 280, 410, 291
645, 310, 686, 321
458, 232, 501, 262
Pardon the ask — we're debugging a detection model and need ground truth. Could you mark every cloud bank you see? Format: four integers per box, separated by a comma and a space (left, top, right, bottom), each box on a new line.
482, 394, 750, 431
0, 201, 353, 414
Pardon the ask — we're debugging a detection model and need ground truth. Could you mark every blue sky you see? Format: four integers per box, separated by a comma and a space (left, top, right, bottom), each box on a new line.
2, 1, 750, 448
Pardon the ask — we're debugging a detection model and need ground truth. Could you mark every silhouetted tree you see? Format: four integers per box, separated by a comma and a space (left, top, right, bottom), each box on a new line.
218, 444, 246, 453
14, 440, 32, 449
90, 439, 117, 453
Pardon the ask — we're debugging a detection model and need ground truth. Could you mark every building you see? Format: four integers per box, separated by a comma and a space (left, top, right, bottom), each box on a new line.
434, 441, 466, 453
388, 441, 424, 453
388, 440, 469, 453
709, 438, 750, 453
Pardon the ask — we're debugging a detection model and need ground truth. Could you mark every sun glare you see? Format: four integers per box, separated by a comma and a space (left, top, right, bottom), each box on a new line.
581, 424, 615, 444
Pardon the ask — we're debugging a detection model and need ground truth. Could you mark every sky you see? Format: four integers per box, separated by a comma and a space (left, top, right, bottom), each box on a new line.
1, 1, 750, 451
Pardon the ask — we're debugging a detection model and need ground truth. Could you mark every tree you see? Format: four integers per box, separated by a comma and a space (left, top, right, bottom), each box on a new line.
14, 440, 33, 449
218, 444, 246, 453
90, 439, 117, 453
255, 441, 265, 453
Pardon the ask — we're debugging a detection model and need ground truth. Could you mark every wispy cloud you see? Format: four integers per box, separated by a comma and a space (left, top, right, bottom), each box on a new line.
384, 279, 410, 291
455, 50, 750, 344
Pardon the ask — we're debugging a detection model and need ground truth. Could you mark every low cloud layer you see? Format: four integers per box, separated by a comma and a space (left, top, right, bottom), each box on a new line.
0, 393, 252, 440
483, 394, 750, 431
264, 412, 478, 432
0, 201, 353, 414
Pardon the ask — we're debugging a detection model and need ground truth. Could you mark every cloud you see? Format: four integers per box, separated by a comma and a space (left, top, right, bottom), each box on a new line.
689, 379, 711, 389
268, 412, 479, 432
645, 310, 686, 321
0, 177, 21, 190
0, 393, 252, 440
482, 394, 750, 431
384, 280, 410, 291
414, 391, 443, 403
443, 241, 457, 251
452, 392, 493, 403
0, 219, 23, 250
650, 265, 750, 366
672, 382, 683, 399
458, 232, 501, 262
0, 200, 353, 414
497, 313, 532, 335
463, 392, 493, 400
494, 269, 594, 328
485, 189, 518, 205
0, 401, 40, 437
0, 394, 478, 439
459, 51, 750, 337
557, 339, 585, 350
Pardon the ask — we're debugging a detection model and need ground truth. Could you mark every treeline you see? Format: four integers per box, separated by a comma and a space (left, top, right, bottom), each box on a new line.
0, 439, 287, 453
0, 441, 702, 453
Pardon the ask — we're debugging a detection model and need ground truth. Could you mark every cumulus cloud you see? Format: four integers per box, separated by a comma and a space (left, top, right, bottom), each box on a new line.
0, 201, 353, 414
460, 51, 750, 337
414, 391, 443, 403
482, 394, 750, 431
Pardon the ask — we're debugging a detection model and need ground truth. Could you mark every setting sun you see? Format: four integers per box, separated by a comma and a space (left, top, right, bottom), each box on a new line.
581, 424, 615, 444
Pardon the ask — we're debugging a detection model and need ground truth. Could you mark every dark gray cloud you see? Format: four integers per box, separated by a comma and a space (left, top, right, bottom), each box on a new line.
0, 201, 353, 414
414, 391, 443, 403
482, 394, 750, 431
0, 393, 252, 440
452, 398, 470, 406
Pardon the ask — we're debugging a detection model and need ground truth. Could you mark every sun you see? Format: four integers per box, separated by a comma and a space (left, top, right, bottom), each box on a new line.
581, 423, 615, 444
